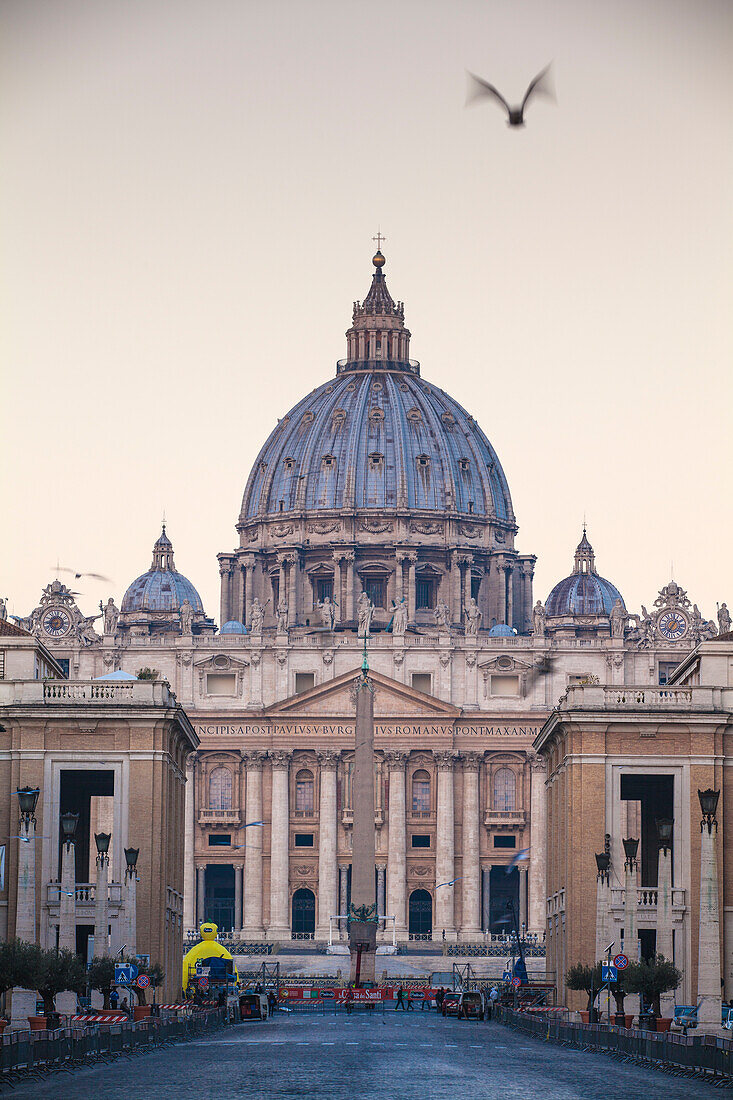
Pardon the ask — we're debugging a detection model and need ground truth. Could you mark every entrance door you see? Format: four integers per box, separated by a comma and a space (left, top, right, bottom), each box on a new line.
204, 865, 235, 931
292, 888, 316, 936
408, 889, 432, 937
489, 866, 519, 934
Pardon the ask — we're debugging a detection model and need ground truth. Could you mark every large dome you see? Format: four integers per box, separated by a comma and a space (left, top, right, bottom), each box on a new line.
240, 370, 513, 521
545, 530, 625, 617
121, 527, 205, 615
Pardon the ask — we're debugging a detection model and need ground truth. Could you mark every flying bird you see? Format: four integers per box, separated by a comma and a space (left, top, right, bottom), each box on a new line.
243, 820, 266, 828
466, 64, 554, 127
436, 878, 462, 889
8, 835, 51, 843
57, 568, 113, 582
506, 848, 530, 872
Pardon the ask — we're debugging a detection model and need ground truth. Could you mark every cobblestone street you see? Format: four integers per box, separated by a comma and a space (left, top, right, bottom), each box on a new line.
13, 1013, 719, 1100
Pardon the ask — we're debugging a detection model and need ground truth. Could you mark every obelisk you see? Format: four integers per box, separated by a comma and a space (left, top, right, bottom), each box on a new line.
348, 645, 377, 984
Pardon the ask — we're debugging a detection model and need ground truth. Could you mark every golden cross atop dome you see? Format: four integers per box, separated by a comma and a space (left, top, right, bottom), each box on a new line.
372, 231, 386, 250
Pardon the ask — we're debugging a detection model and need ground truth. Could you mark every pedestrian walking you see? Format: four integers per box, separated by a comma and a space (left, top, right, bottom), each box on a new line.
406, 990, 415, 1011
421, 988, 431, 1011
109, 988, 119, 1010
436, 987, 445, 1013
395, 987, 406, 1011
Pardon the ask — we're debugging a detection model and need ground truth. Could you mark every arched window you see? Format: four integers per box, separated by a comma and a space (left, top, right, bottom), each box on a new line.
209, 766, 233, 810
295, 769, 314, 814
412, 770, 431, 814
493, 767, 516, 812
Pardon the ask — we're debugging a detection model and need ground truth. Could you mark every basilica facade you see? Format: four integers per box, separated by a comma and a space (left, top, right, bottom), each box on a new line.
9, 252, 728, 946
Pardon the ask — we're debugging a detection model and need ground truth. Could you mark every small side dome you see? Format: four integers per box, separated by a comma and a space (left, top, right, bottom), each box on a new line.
221, 620, 247, 635
546, 528, 625, 617
488, 623, 516, 637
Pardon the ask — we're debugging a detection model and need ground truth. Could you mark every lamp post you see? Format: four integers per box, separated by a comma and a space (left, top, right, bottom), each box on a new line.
93, 833, 111, 959
622, 837, 638, 967
655, 818, 674, 1015
58, 812, 79, 953
124, 847, 139, 956
697, 789, 722, 1027
594, 852, 611, 966
14, 788, 40, 943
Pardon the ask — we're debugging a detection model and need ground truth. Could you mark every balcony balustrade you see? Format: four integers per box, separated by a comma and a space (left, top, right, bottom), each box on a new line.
198, 808, 241, 826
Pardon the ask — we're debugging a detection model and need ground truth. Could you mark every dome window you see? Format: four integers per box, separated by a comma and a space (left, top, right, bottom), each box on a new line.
301, 412, 314, 424
284, 457, 296, 470
369, 452, 384, 468
368, 407, 384, 422
407, 407, 422, 423
459, 458, 470, 472
322, 455, 335, 468
416, 454, 430, 469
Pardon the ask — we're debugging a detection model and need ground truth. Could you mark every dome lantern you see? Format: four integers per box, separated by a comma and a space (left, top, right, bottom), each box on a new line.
341, 251, 415, 374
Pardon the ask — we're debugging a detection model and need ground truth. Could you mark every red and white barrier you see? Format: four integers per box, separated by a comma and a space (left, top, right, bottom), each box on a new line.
71, 1014, 128, 1024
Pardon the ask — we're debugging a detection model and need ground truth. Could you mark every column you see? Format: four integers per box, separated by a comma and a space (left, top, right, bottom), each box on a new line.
528, 753, 547, 933
268, 751, 291, 940
332, 555, 343, 623
243, 559, 256, 628
339, 866, 349, 938
434, 751, 457, 940
505, 567, 514, 629
242, 751, 265, 938
697, 791, 722, 1027
656, 841, 674, 1015
623, 838, 638, 963
278, 556, 287, 609
196, 866, 205, 924
15, 812, 37, 944
219, 562, 231, 627
496, 556, 507, 624
451, 551, 461, 625
93, 852, 109, 957
462, 557, 473, 616
234, 866, 243, 934
394, 555, 404, 605
345, 552, 355, 622
183, 753, 197, 932
406, 552, 417, 622
482, 867, 491, 933
376, 865, 386, 923
385, 751, 408, 936
58, 837, 76, 953
316, 751, 339, 940
288, 555, 298, 627
460, 753, 481, 939
518, 865, 528, 931
124, 863, 137, 956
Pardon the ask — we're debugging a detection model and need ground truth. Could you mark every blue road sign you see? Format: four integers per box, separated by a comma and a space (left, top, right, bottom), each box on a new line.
114, 964, 138, 984
601, 964, 618, 983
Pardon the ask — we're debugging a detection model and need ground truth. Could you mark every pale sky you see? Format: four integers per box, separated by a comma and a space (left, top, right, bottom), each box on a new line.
2, 0, 731, 624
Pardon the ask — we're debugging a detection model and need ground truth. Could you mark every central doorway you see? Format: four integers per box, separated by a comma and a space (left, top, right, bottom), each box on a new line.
291, 888, 316, 937
408, 889, 433, 937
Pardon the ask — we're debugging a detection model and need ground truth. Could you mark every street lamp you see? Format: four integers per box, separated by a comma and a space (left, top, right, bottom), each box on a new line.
60, 811, 79, 847
124, 847, 139, 876
17, 787, 40, 823
622, 837, 639, 868
595, 852, 610, 882
698, 789, 720, 834
655, 818, 673, 854
94, 832, 111, 864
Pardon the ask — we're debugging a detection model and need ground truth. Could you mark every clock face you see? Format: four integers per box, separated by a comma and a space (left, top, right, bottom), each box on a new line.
42, 607, 72, 638
658, 609, 688, 641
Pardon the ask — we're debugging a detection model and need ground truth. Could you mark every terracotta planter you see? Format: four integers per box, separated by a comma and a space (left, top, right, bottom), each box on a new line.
27, 1016, 47, 1031
625, 1014, 634, 1029
656, 1017, 672, 1033
579, 1011, 590, 1024
133, 1005, 151, 1021
0, 1020, 8, 1033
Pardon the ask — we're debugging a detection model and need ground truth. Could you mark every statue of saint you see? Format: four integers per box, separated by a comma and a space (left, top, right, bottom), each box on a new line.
277, 599, 289, 633
250, 597, 266, 634
391, 597, 408, 636
180, 599, 194, 635
610, 598, 627, 639
464, 597, 481, 636
78, 614, 101, 647
0, 597, 7, 621
318, 596, 336, 631
434, 598, 451, 631
718, 602, 731, 636
532, 600, 546, 638
100, 597, 119, 635
638, 605, 655, 648
357, 591, 374, 637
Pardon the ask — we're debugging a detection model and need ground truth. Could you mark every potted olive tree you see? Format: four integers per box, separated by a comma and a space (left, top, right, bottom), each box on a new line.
27, 946, 85, 1029
129, 959, 165, 1019
87, 956, 117, 1010
626, 955, 682, 1031
565, 963, 604, 1023
0, 940, 38, 1031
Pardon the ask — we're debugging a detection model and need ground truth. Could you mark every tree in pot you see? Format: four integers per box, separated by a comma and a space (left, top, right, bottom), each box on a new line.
565, 963, 604, 1021
625, 955, 681, 1024
0, 939, 39, 1024
87, 956, 117, 1010
27, 946, 86, 1017
130, 959, 165, 1006
609, 967, 634, 1025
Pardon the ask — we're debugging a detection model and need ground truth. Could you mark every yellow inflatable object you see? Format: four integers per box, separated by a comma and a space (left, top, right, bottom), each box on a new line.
182, 922, 238, 991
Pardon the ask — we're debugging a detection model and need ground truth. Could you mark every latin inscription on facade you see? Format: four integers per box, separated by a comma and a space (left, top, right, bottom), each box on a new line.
195, 722, 540, 738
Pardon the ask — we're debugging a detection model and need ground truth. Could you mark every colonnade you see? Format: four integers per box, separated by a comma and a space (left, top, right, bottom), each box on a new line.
188, 748, 546, 939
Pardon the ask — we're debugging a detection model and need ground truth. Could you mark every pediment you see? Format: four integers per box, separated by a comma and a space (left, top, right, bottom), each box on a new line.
479, 654, 535, 673
266, 668, 461, 719
194, 653, 249, 671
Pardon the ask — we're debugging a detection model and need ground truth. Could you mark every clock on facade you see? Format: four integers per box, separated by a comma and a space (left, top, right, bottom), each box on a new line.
42, 607, 72, 638
657, 610, 688, 641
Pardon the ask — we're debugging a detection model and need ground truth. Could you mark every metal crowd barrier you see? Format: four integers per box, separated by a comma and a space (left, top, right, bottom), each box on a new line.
496, 1007, 733, 1081
0, 1008, 226, 1080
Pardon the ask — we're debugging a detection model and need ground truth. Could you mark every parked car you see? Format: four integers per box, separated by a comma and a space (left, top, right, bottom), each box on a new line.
239, 992, 269, 1020
442, 992, 461, 1017
458, 991, 484, 1021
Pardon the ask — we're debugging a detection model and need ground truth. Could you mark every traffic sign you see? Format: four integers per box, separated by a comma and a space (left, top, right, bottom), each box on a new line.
137, 974, 150, 989
199, 977, 208, 990
320, 989, 335, 999
613, 953, 629, 971
502, 971, 511, 982
114, 964, 139, 984
511, 976, 522, 989
601, 964, 618, 984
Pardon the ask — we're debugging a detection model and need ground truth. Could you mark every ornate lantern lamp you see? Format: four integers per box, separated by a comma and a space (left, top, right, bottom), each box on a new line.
124, 847, 139, 876
16, 786, 40, 823
95, 832, 111, 864
622, 837, 639, 868
698, 789, 720, 834
60, 811, 80, 847
595, 852, 610, 881
655, 818, 673, 854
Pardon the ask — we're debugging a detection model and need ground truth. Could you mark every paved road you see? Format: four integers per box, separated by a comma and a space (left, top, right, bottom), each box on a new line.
14, 1012, 717, 1100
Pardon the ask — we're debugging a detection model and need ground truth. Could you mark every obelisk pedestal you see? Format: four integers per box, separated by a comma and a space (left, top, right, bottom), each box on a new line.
348, 669, 377, 984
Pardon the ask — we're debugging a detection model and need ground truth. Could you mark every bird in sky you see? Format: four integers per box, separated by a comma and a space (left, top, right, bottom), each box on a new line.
506, 848, 530, 872
243, 820, 266, 828
436, 878, 462, 889
57, 567, 113, 582
466, 64, 554, 127
8, 835, 51, 843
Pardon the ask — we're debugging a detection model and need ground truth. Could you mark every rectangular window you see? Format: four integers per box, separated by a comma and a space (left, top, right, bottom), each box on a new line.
411, 834, 431, 848
206, 673, 236, 696
271, 576, 279, 605
411, 672, 432, 695
471, 575, 481, 601
493, 835, 516, 849
208, 834, 231, 847
415, 578, 435, 609
0, 651, 4, 679
490, 674, 520, 697
363, 578, 386, 607
295, 672, 315, 694
294, 833, 314, 847
658, 661, 680, 685
316, 578, 333, 603
56, 658, 70, 679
